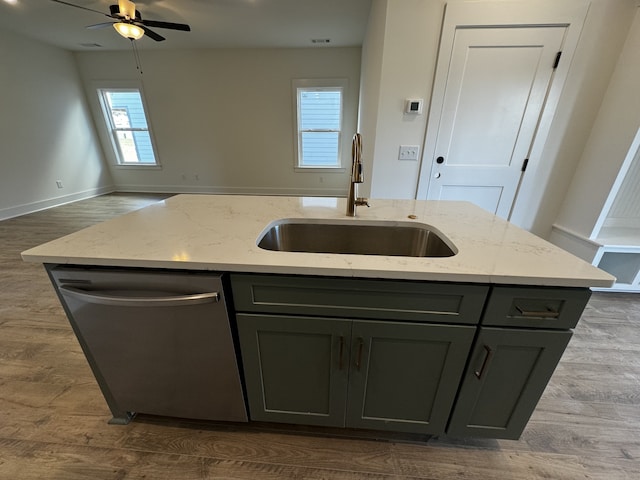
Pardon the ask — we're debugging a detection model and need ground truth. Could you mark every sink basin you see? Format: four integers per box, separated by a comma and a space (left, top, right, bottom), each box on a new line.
257, 219, 457, 257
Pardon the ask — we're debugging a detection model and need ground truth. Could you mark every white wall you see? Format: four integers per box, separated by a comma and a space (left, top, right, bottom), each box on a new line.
361, 0, 636, 237
554, 7, 640, 238
0, 28, 112, 221
518, 0, 637, 236
363, 0, 443, 200
75, 47, 361, 196
357, 0, 388, 198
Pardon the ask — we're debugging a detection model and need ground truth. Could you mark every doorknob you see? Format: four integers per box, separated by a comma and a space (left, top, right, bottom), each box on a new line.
436, 156, 444, 164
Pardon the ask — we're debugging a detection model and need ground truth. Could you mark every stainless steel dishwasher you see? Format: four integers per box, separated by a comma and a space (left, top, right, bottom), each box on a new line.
48, 266, 247, 424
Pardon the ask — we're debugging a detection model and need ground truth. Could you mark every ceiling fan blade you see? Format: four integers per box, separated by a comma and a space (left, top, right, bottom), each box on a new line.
141, 26, 165, 42
86, 22, 116, 30
50, 0, 112, 17
141, 19, 191, 32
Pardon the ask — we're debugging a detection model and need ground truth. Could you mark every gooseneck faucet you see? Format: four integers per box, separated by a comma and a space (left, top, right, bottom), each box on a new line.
346, 133, 370, 216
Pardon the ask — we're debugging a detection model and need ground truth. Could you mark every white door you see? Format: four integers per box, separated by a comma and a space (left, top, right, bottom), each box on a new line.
423, 26, 566, 218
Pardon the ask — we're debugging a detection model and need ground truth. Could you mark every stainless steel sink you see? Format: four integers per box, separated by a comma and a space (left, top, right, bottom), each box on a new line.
257, 219, 457, 257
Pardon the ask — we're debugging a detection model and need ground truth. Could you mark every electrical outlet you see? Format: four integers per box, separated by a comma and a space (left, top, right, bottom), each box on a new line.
55, 180, 64, 189
399, 145, 420, 161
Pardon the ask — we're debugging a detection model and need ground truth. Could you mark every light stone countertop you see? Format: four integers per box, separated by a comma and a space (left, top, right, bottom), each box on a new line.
21, 194, 615, 288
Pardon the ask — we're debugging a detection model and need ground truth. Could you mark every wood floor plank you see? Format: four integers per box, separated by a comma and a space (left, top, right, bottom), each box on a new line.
120, 421, 400, 475
392, 444, 593, 480
0, 438, 413, 480
1, 193, 640, 479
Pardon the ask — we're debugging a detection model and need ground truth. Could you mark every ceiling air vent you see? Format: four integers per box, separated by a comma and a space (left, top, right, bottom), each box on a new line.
311, 38, 331, 44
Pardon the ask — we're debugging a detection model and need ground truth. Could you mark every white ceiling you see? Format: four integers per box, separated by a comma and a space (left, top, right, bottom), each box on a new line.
0, 0, 372, 51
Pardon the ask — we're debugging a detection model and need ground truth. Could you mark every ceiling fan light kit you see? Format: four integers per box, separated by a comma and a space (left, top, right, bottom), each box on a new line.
50, 0, 191, 43
113, 22, 144, 40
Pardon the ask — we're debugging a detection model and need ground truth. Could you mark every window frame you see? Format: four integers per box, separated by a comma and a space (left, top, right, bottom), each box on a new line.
96, 86, 161, 168
292, 78, 347, 172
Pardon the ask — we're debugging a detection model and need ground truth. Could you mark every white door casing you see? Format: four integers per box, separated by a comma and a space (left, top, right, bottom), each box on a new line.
416, 0, 590, 223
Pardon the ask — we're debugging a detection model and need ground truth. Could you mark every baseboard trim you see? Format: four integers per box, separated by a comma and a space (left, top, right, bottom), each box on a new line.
0, 185, 116, 222
113, 184, 347, 197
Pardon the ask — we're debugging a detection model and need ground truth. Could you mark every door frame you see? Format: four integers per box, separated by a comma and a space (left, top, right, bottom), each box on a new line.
416, 0, 590, 223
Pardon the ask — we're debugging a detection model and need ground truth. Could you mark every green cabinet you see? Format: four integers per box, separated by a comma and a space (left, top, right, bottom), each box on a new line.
446, 285, 588, 439
232, 275, 591, 439
447, 327, 572, 439
237, 313, 475, 434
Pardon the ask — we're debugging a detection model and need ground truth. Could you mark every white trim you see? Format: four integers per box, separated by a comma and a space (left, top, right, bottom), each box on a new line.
548, 223, 601, 262
113, 184, 347, 197
91, 80, 161, 168
292, 78, 348, 171
0, 185, 115, 222
550, 223, 602, 247
293, 167, 347, 173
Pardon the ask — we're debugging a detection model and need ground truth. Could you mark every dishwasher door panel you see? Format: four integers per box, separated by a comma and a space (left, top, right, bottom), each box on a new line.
50, 267, 247, 423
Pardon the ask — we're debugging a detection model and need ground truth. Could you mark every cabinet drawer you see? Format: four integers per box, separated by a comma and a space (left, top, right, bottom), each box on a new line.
230, 274, 488, 325
481, 286, 591, 329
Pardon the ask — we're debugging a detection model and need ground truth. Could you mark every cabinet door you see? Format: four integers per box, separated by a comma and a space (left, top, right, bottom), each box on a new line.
236, 314, 351, 427
346, 321, 476, 434
447, 327, 571, 439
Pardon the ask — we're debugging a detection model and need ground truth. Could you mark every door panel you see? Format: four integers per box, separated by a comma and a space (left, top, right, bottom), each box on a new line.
237, 314, 351, 427
447, 327, 571, 439
346, 320, 475, 434
426, 26, 566, 218
438, 185, 503, 214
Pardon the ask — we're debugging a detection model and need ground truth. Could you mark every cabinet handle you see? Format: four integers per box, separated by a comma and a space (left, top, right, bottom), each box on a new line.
59, 286, 220, 307
355, 338, 364, 371
338, 336, 345, 370
515, 305, 560, 318
474, 345, 493, 379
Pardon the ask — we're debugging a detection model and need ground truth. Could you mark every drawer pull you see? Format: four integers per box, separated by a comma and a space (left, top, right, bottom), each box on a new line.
515, 305, 560, 318
338, 336, 345, 370
474, 345, 493, 379
355, 338, 364, 371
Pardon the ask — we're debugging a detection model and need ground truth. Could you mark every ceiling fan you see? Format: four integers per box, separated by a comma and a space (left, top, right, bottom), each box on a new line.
51, 0, 191, 42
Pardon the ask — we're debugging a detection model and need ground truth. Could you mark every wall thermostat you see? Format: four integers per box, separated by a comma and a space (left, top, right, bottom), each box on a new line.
405, 98, 424, 114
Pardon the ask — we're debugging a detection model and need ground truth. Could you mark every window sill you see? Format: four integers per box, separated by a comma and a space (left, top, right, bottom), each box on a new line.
114, 164, 163, 170
294, 167, 346, 173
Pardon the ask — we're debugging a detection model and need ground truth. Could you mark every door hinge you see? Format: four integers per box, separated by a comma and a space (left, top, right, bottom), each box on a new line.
553, 51, 562, 69
521, 158, 529, 172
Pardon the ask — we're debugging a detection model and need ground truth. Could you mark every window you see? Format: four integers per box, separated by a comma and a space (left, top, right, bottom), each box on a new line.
98, 88, 158, 166
293, 79, 346, 170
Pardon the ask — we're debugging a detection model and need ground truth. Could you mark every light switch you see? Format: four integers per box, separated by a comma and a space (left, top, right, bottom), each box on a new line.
399, 145, 420, 161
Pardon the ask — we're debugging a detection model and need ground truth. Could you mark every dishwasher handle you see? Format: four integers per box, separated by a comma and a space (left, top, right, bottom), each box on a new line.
58, 286, 220, 307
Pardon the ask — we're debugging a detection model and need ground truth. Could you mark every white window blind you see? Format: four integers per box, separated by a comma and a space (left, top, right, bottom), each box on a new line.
98, 88, 158, 166
293, 79, 346, 170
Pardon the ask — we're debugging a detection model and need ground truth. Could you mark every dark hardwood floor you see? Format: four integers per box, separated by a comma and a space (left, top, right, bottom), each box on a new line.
1, 193, 638, 479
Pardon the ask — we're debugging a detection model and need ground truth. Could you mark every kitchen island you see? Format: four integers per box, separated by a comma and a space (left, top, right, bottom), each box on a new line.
22, 194, 614, 439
